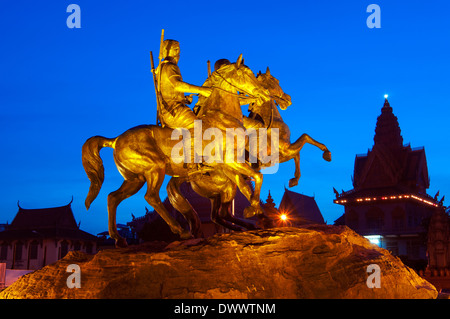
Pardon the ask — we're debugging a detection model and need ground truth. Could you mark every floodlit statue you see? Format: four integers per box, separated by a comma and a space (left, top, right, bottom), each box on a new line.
81, 30, 331, 247
82, 32, 271, 247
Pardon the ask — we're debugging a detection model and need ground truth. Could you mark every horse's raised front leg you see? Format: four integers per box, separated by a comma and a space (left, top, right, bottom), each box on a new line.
289, 133, 331, 159
283, 134, 331, 187
289, 153, 301, 188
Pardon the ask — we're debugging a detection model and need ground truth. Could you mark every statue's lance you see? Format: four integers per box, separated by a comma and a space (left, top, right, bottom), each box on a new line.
150, 29, 165, 126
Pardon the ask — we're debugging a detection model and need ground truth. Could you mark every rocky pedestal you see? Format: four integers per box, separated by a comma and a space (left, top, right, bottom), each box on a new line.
0, 225, 438, 299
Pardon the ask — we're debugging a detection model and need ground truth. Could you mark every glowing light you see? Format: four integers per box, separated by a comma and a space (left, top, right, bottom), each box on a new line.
365, 235, 382, 247
337, 193, 439, 207
384, 94, 388, 99
280, 214, 288, 221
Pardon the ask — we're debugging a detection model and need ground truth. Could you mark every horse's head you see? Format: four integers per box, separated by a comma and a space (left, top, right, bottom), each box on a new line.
256, 67, 291, 110
212, 54, 270, 100
200, 55, 270, 120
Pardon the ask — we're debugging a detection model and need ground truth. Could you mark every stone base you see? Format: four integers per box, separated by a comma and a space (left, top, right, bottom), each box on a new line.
0, 225, 438, 299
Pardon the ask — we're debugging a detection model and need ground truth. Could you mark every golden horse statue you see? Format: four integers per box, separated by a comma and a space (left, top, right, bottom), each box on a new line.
82, 55, 270, 247
250, 67, 332, 186
166, 68, 331, 233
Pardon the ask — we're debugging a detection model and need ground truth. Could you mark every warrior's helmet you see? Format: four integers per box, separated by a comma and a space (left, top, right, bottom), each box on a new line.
161, 39, 180, 59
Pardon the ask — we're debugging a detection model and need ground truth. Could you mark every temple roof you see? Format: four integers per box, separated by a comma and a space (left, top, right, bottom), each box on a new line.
353, 146, 429, 191
0, 201, 97, 241
10, 203, 79, 230
373, 98, 404, 149
350, 99, 429, 193
279, 189, 324, 224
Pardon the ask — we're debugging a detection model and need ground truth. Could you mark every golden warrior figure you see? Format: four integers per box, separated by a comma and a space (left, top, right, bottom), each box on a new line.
155, 39, 211, 129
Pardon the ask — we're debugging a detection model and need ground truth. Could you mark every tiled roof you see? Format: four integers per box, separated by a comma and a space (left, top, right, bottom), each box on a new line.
0, 202, 97, 241
279, 189, 324, 224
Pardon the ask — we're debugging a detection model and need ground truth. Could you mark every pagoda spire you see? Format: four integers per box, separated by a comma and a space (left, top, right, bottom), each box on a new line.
262, 190, 278, 217
383, 96, 391, 109
373, 96, 403, 150
265, 190, 276, 208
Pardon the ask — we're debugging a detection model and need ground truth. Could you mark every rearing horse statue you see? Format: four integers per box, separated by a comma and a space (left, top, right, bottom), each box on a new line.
82, 55, 270, 247
166, 68, 331, 233
247, 67, 331, 187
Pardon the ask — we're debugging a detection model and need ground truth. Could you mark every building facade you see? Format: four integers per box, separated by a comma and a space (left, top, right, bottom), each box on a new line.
333, 98, 445, 269
427, 207, 450, 272
424, 207, 450, 290
0, 200, 98, 270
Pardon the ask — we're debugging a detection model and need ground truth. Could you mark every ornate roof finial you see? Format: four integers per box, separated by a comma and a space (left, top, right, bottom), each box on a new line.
263, 190, 277, 211
383, 94, 391, 109
266, 190, 274, 205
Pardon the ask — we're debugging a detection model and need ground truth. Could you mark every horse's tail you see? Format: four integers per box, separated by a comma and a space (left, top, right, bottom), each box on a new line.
82, 136, 116, 210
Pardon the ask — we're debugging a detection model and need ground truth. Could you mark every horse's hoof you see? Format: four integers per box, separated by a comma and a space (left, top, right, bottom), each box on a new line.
289, 178, 299, 188
115, 237, 128, 248
323, 150, 332, 162
179, 229, 193, 240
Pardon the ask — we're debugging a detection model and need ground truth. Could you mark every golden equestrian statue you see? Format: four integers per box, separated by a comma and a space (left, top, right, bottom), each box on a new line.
82, 30, 331, 247
82, 31, 272, 247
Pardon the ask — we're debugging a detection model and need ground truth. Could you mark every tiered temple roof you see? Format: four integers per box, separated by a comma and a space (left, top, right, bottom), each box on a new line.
335, 98, 438, 207
0, 200, 97, 241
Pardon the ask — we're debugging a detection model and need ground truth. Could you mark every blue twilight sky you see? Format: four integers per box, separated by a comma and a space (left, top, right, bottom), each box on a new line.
1, 1, 449, 235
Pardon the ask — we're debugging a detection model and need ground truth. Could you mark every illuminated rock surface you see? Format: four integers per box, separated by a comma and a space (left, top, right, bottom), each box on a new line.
0, 225, 437, 299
